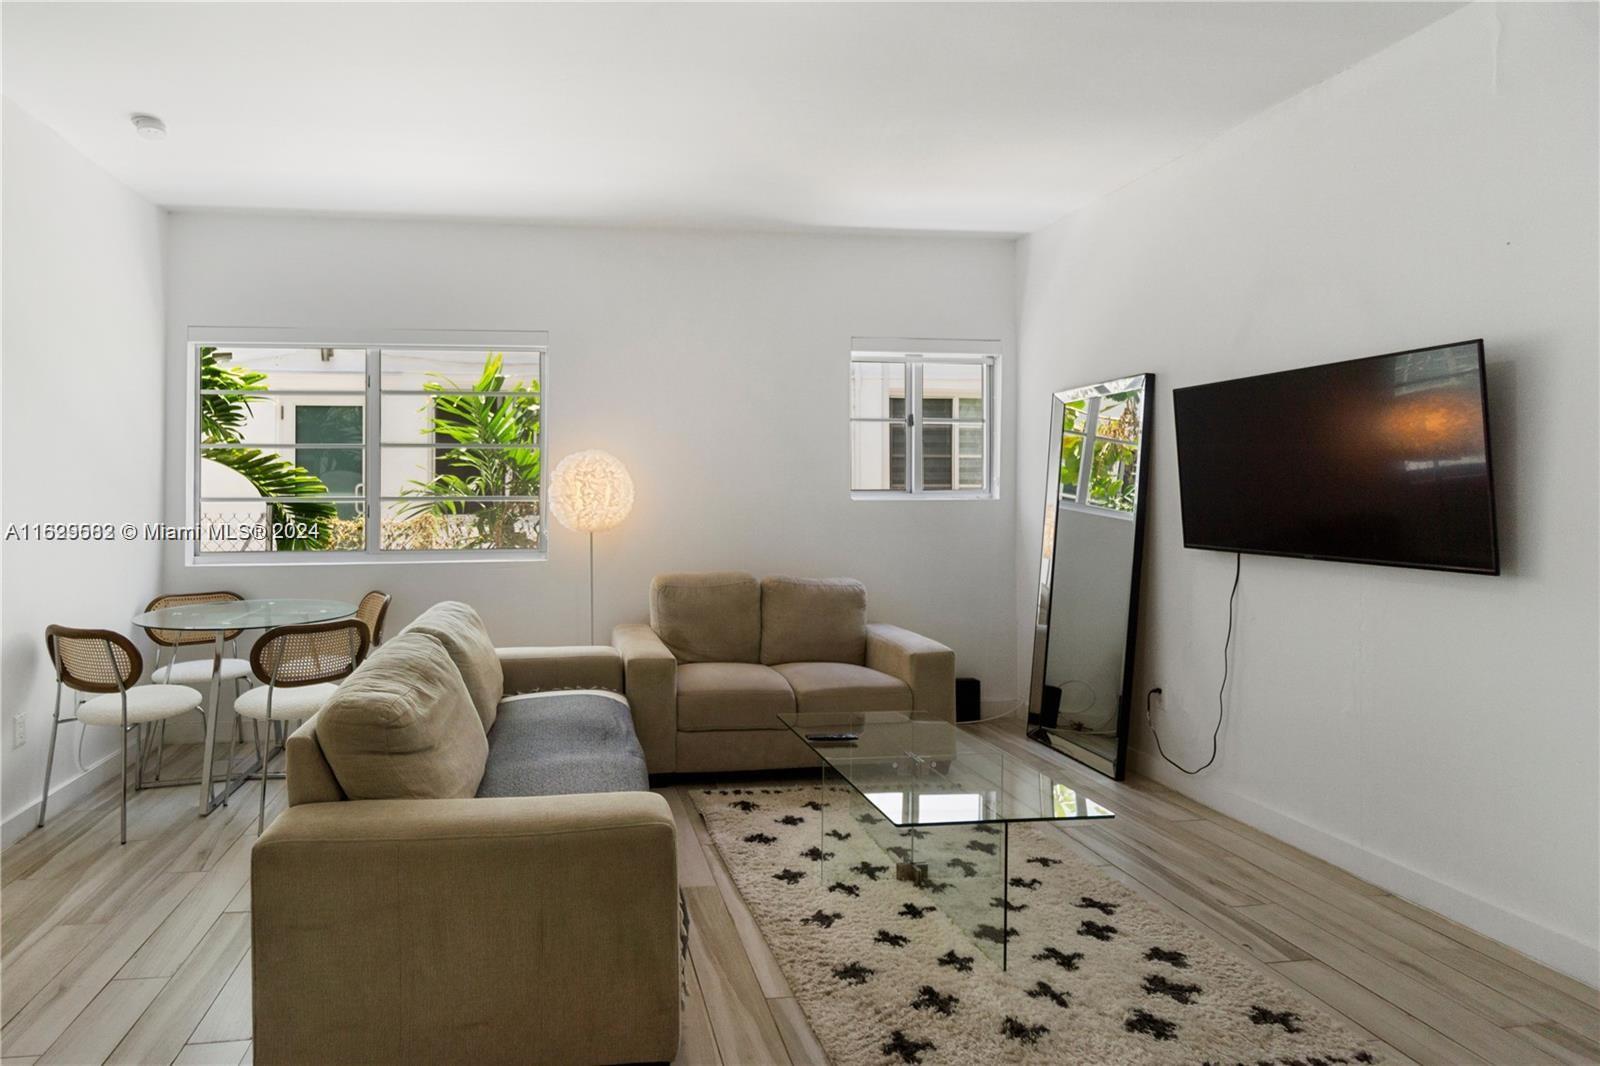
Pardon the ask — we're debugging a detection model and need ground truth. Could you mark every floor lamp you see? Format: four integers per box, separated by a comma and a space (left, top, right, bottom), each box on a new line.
550, 449, 635, 645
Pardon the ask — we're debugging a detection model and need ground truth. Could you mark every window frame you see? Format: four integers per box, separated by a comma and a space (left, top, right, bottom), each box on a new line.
186, 327, 548, 566
849, 339, 998, 500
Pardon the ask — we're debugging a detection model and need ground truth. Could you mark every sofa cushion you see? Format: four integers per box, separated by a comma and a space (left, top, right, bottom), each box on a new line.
650, 571, 761, 664
404, 601, 504, 731
477, 691, 649, 797
760, 577, 867, 666
771, 661, 910, 716
315, 631, 488, 800
676, 662, 794, 731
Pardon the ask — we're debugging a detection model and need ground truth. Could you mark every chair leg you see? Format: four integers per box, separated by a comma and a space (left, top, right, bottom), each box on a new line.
155, 719, 167, 781
255, 720, 269, 835
221, 706, 240, 806
119, 723, 129, 846
36, 683, 63, 828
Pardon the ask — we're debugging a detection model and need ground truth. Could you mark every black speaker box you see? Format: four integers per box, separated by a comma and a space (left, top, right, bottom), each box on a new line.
956, 677, 981, 722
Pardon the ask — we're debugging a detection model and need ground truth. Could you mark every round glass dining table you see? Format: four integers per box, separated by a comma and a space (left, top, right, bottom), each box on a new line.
131, 598, 355, 815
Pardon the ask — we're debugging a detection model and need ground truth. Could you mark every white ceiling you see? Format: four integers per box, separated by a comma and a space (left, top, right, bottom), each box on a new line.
3, 2, 1459, 235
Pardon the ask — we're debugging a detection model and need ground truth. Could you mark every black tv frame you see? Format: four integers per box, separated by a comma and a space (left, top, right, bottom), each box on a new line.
1172, 339, 1500, 576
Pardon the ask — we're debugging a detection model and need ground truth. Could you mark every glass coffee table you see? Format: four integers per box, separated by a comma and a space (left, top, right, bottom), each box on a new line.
779, 710, 1114, 969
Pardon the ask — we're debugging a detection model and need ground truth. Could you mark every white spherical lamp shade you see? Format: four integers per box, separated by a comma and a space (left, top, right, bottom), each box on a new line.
550, 450, 635, 533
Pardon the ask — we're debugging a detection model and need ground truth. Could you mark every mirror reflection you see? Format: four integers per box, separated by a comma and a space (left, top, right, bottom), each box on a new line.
1028, 374, 1152, 779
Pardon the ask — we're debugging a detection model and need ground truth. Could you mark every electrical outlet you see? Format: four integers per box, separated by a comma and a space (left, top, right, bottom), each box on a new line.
12, 713, 25, 749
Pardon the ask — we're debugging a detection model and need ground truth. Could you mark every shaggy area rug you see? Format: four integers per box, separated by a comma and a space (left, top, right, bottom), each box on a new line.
692, 785, 1381, 1065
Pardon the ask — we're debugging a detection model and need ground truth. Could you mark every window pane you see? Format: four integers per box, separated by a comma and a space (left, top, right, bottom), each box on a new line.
922, 424, 953, 490
1062, 399, 1088, 434
197, 501, 362, 552
849, 361, 906, 419
1059, 433, 1084, 499
1088, 439, 1139, 511
199, 447, 363, 501
922, 362, 984, 421
381, 447, 540, 501
1096, 391, 1142, 442
381, 499, 540, 551
957, 426, 985, 490
380, 390, 541, 445
850, 421, 907, 491
202, 347, 365, 393
381, 349, 540, 392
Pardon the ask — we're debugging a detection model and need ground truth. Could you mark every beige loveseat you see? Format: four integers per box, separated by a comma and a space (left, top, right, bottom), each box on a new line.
614, 572, 956, 773
252, 603, 679, 1066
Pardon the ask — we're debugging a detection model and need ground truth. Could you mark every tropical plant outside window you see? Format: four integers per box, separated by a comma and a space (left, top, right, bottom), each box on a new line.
1059, 388, 1140, 512
194, 343, 543, 557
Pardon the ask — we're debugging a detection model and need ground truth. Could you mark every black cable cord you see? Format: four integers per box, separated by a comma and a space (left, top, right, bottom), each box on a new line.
1148, 551, 1240, 775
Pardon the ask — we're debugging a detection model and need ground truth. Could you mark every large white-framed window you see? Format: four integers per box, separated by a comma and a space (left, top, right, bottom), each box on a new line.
189, 327, 547, 563
849, 338, 998, 499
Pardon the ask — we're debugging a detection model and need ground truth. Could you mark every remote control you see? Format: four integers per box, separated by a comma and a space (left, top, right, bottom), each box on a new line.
806, 732, 859, 744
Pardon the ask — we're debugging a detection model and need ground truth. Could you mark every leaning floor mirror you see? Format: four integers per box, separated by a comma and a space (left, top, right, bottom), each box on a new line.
1027, 373, 1152, 779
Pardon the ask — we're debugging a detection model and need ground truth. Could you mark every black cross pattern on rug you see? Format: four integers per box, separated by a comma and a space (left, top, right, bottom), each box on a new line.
974, 923, 1019, 944
826, 829, 853, 841
881, 1029, 934, 1064
1125, 1008, 1178, 1041
729, 800, 760, 811
966, 840, 998, 856
922, 880, 954, 895
1145, 946, 1189, 968
1143, 973, 1203, 1005
827, 881, 860, 898
1000, 1017, 1049, 1046
1075, 896, 1118, 915
1025, 856, 1062, 868
936, 949, 974, 973
903, 828, 930, 839
801, 909, 844, 929
972, 823, 1002, 835
946, 858, 978, 877
832, 960, 875, 985
911, 985, 960, 1016
852, 861, 889, 881
777, 815, 805, 826
1077, 919, 1118, 941
800, 846, 835, 862
898, 902, 936, 919
1026, 980, 1071, 1009
1032, 946, 1084, 971
857, 813, 881, 825
742, 832, 776, 845
874, 929, 909, 948
773, 868, 806, 884
803, 800, 824, 811
1248, 1006, 1304, 1033
1009, 876, 1042, 890
991, 896, 1028, 912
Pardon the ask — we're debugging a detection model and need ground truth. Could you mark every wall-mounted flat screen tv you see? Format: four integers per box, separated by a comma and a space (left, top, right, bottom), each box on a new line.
1171, 340, 1498, 575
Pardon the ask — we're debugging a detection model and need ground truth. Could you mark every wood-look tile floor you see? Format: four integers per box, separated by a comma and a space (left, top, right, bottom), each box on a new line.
2, 720, 1596, 1065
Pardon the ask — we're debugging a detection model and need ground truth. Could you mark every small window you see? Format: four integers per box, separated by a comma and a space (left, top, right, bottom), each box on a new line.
849, 341, 996, 497
192, 333, 545, 561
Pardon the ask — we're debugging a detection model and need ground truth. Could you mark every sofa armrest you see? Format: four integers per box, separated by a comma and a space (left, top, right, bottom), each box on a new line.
252, 793, 679, 1065
867, 623, 956, 721
613, 624, 678, 773
497, 645, 623, 695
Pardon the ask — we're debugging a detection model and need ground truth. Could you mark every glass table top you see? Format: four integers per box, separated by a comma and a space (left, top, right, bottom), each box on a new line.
132, 598, 356, 632
778, 711, 1115, 827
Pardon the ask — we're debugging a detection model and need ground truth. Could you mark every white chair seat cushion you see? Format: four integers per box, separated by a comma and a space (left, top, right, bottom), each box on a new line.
78, 685, 203, 726
151, 658, 252, 684
234, 682, 340, 722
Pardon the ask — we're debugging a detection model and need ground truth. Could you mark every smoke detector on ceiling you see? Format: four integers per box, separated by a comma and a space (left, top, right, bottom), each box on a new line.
130, 114, 166, 140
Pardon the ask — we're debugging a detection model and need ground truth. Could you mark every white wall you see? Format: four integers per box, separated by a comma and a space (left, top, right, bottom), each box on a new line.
1015, 2, 1599, 981
162, 214, 1019, 707
1, 98, 167, 843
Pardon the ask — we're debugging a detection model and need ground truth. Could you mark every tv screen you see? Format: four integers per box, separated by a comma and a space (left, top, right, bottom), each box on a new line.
1171, 340, 1498, 575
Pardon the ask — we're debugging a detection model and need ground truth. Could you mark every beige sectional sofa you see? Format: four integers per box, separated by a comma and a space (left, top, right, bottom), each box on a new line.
614, 572, 956, 773
253, 602, 678, 1066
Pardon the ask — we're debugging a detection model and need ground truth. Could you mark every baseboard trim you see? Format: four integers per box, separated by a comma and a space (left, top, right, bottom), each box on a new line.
1129, 744, 1600, 987
1, 749, 121, 850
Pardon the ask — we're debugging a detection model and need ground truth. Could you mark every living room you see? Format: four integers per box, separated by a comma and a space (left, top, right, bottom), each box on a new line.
1, 3, 1595, 1064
